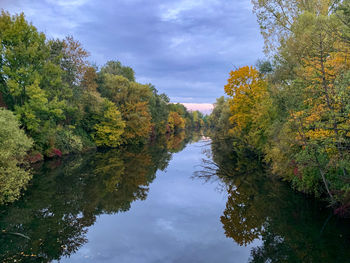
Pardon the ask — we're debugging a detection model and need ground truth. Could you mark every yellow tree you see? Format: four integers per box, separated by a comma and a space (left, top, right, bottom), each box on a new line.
93, 100, 125, 147
224, 66, 273, 149
167, 111, 185, 134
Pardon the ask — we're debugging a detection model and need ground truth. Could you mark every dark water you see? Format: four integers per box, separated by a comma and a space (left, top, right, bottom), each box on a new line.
1, 134, 350, 262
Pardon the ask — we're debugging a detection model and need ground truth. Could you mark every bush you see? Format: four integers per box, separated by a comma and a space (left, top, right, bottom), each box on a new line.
0, 108, 33, 204
54, 128, 83, 155
75, 127, 96, 150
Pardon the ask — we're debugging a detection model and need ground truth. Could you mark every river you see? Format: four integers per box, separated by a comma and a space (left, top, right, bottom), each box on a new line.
1, 133, 350, 262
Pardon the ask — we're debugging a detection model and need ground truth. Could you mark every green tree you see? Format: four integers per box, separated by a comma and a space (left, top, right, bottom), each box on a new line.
148, 85, 170, 135
0, 11, 66, 151
209, 96, 233, 139
99, 60, 135, 82
0, 108, 33, 204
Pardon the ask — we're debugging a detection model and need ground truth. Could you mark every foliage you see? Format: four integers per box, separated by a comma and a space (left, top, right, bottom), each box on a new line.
148, 85, 170, 135
209, 97, 233, 139
54, 128, 83, 154
167, 111, 185, 133
99, 60, 135, 82
224, 66, 275, 150
192, 110, 205, 129
0, 11, 65, 146
98, 72, 153, 143
0, 108, 33, 204
211, 0, 350, 211
93, 101, 125, 147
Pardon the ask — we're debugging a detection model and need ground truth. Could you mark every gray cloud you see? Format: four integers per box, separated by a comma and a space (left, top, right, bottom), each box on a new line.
0, 0, 264, 103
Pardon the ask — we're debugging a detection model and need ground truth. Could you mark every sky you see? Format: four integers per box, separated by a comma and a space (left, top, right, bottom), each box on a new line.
0, 0, 264, 113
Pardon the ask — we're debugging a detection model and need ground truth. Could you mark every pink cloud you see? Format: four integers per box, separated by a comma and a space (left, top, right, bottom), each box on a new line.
181, 103, 214, 115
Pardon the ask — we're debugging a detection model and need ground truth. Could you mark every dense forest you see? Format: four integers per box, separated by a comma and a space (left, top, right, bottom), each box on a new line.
209, 0, 350, 215
0, 11, 208, 205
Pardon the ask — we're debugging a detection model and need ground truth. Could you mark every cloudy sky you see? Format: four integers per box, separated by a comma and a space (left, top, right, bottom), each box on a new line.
0, 0, 264, 111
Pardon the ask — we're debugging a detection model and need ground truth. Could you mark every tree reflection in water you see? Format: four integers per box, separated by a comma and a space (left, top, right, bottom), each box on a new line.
0, 132, 193, 263
195, 138, 350, 262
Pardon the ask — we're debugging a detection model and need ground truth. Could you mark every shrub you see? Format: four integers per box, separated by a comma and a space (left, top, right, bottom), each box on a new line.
0, 108, 33, 204
54, 128, 83, 155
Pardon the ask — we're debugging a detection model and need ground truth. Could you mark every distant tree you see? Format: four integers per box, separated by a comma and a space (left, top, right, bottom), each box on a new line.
81, 66, 98, 92
209, 96, 233, 138
148, 84, 170, 135
256, 59, 273, 74
167, 111, 185, 133
99, 60, 135, 82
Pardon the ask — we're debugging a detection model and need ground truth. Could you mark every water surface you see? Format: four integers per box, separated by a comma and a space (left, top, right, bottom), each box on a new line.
1, 135, 350, 262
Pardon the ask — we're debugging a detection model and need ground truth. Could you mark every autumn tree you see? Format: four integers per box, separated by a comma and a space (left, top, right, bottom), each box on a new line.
81, 66, 99, 92
98, 72, 152, 143
167, 111, 185, 134
224, 66, 275, 150
61, 36, 90, 88
168, 103, 194, 128
93, 100, 125, 147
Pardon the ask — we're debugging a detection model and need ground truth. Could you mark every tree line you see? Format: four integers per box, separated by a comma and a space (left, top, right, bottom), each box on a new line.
209, 0, 350, 214
0, 11, 207, 204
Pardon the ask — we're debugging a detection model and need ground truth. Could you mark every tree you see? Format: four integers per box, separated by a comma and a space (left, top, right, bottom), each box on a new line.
192, 110, 205, 129
61, 36, 90, 88
148, 85, 170, 135
0, 11, 67, 152
224, 66, 274, 150
252, 0, 338, 53
93, 101, 125, 147
99, 60, 135, 82
167, 111, 185, 133
81, 66, 98, 92
168, 103, 193, 128
0, 11, 47, 109
209, 96, 233, 139
98, 73, 152, 143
